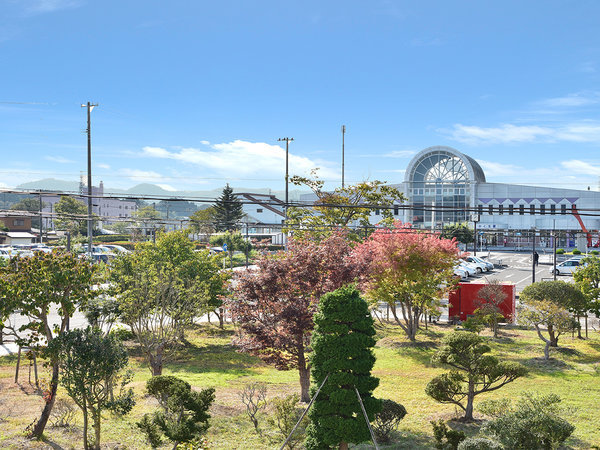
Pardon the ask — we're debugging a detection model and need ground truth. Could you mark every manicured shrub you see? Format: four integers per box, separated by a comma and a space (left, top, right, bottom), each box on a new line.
268, 394, 308, 450
457, 437, 503, 450
556, 248, 564, 254
372, 399, 407, 443
461, 316, 485, 334
591, 250, 599, 256
572, 248, 581, 255
482, 393, 574, 450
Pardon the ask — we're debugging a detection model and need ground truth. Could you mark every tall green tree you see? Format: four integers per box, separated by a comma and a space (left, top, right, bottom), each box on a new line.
188, 207, 217, 242
0, 251, 97, 438
213, 184, 244, 231
440, 223, 474, 245
132, 205, 162, 239
425, 331, 526, 421
288, 170, 405, 241
110, 231, 227, 375
10, 197, 46, 228
49, 327, 134, 450
55, 196, 90, 235
306, 286, 381, 450
573, 255, 600, 318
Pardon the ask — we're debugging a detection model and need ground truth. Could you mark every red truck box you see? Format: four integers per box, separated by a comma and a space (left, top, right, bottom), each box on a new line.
448, 281, 515, 322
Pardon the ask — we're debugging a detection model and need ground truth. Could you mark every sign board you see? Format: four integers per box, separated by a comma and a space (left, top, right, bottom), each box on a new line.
470, 214, 480, 222
222, 243, 228, 252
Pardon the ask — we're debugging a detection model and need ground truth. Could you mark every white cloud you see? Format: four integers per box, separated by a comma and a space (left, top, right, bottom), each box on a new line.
45, 155, 74, 164
444, 122, 600, 144
560, 160, 600, 176
382, 150, 416, 158
200, 140, 210, 145
157, 183, 177, 192
475, 160, 523, 176
25, 0, 82, 14
97, 163, 111, 169
119, 169, 163, 182
536, 92, 600, 108
141, 140, 339, 180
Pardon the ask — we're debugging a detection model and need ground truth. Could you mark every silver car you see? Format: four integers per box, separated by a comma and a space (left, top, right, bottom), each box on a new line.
550, 259, 581, 276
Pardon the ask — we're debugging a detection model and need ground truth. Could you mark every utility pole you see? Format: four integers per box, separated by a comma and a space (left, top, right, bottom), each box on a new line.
38, 191, 43, 244
341, 125, 346, 188
532, 228, 537, 284
278, 137, 294, 249
553, 221, 557, 281
81, 101, 98, 257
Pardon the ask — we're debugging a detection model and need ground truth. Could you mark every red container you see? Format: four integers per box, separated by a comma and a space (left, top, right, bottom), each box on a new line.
448, 282, 516, 322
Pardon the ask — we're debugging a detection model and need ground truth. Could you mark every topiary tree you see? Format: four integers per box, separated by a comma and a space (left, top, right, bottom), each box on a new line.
372, 399, 407, 443
425, 331, 526, 421
137, 375, 215, 449
305, 285, 381, 450
49, 327, 134, 450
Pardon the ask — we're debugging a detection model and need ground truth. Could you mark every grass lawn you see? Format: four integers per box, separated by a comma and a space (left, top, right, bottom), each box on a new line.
0, 322, 599, 449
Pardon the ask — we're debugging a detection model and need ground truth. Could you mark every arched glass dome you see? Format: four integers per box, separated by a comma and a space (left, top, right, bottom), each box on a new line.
405, 146, 485, 227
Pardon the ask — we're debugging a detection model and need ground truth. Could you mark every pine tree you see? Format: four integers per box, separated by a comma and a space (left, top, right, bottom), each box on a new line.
213, 184, 244, 231
306, 285, 381, 450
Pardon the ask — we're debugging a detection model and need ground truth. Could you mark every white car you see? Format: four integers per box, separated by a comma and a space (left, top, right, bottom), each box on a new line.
463, 256, 490, 273
550, 259, 582, 276
101, 244, 130, 254
459, 260, 478, 276
454, 266, 469, 280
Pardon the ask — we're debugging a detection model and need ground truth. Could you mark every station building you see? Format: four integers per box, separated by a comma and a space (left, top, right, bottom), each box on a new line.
389, 146, 600, 249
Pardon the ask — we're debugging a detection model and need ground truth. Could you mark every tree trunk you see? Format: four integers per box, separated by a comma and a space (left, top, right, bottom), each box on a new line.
464, 380, 475, 421
29, 360, 59, 438
298, 351, 311, 403
218, 307, 225, 329
82, 402, 89, 450
91, 409, 101, 450
548, 324, 558, 347
544, 340, 551, 360
150, 346, 164, 376
339, 441, 349, 450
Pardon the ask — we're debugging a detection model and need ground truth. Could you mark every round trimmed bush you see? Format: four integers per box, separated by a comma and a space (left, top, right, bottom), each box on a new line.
372, 399, 407, 443
458, 437, 503, 450
572, 248, 581, 255
591, 250, 599, 256
556, 248, 565, 254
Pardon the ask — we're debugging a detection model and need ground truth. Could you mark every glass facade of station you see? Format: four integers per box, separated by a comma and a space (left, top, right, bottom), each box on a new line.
406, 148, 476, 228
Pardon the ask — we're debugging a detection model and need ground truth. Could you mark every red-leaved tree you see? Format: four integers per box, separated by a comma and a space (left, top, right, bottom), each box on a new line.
229, 231, 356, 402
353, 221, 459, 341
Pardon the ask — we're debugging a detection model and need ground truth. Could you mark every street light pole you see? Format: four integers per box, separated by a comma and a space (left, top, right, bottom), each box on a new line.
553, 220, 557, 281
82, 101, 98, 257
278, 137, 294, 249
532, 228, 537, 284
341, 125, 346, 188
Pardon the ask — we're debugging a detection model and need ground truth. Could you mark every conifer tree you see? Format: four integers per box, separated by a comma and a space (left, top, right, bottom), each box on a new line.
306, 285, 381, 450
213, 184, 244, 231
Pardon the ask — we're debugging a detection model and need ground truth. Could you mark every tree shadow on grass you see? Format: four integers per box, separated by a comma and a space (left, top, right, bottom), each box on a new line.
379, 339, 438, 367
167, 342, 262, 377
350, 429, 433, 449
514, 356, 573, 376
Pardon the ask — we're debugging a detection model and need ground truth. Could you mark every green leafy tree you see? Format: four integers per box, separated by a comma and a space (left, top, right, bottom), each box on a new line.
213, 183, 244, 231
288, 169, 406, 241
0, 251, 97, 438
55, 196, 91, 236
440, 223, 474, 245
306, 285, 381, 450
132, 205, 162, 239
519, 280, 585, 345
573, 255, 600, 321
210, 230, 251, 268
425, 331, 526, 421
188, 207, 217, 242
110, 231, 227, 375
48, 327, 134, 450
137, 375, 215, 449
518, 299, 575, 360
10, 197, 45, 228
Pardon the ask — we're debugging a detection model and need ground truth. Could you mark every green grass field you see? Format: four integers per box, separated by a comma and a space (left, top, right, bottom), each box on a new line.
0, 322, 599, 449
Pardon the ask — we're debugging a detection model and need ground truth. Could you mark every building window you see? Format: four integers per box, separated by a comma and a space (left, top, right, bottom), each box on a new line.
508, 205, 514, 215
530, 205, 535, 215
375, 209, 380, 215
498, 205, 504, 215
561, 204, 567, 215
257, 208, 263, 213
540, 204, 545, 215
550, 204, 556, 215
519, 204, 525, 215
14, 219, 24, 226
394, 206, 399, 216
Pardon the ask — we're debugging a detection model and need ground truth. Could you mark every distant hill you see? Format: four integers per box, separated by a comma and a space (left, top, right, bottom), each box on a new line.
15, 179, 307, 201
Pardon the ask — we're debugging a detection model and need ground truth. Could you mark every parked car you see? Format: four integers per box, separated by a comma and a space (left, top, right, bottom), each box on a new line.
0, 248, 10, 260
454, 266, 469, 280
101, 244, 130, 254
459, 259, 478, 277
550, 259, 581, 275
463, 256, 490, 273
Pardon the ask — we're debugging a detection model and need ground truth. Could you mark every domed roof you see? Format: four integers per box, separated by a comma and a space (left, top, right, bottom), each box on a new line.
404, 146, 486, 184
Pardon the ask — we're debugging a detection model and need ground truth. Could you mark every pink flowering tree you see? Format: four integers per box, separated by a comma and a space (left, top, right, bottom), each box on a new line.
228, 231, 356, 402
353, 222, 459, 341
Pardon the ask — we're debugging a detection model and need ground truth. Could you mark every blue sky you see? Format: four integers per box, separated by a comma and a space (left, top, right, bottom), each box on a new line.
1, 0, 600, 193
